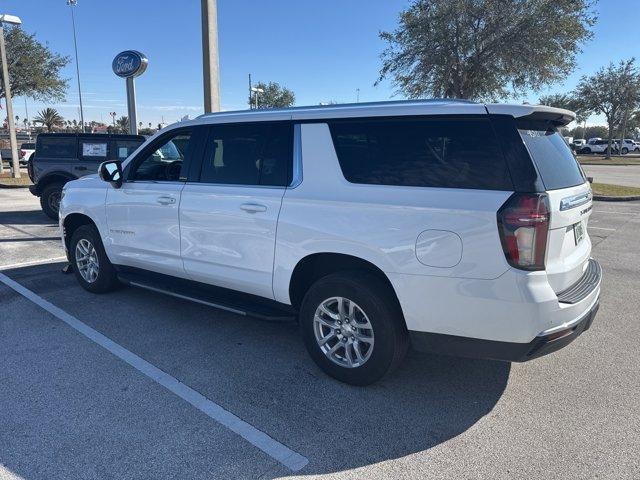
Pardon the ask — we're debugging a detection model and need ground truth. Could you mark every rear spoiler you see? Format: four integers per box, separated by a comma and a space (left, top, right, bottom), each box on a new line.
485, 104, 576, 127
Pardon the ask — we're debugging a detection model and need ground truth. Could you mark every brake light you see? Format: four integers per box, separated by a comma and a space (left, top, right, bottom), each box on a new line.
497, 193, 550, 271
20, 150, 25, 157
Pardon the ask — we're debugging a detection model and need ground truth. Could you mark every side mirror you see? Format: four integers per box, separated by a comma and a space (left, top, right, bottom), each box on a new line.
99, 160, 123, 188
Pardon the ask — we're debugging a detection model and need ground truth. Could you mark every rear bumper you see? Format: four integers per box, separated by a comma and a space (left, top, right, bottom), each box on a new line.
406, 258, 602, 362
409, 297, 599, 362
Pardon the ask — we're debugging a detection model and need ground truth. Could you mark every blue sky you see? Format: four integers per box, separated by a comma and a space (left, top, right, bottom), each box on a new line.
3, 0, 639, 126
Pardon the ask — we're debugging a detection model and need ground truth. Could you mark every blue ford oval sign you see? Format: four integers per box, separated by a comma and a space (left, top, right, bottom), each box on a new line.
112, 50, 148, 78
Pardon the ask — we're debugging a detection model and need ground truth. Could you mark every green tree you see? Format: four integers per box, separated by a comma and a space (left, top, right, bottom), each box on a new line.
248, 82, 295, 109
115, 116, 130, 133
0, 26, 69, 101
574, 59, 640, 158
538, 93, 591, 124
33, 108, 64, 132
568, 125, 608, 140
378, 0, 596, 100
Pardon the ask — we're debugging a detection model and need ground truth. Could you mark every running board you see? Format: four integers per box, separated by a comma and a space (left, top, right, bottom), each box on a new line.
116, 267, 297, 323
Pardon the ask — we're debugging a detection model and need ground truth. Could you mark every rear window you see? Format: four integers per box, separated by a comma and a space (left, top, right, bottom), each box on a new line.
328, 118, 513, 190
37, 137, 77, 159
21, 143, 35, 149
517, 121, 585, 190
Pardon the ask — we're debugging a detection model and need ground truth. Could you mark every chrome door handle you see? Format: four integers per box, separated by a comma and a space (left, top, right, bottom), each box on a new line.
157, 196, 176, 205
239, 203, 267, 213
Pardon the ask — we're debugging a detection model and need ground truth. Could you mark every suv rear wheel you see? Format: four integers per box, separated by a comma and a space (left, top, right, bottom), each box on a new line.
40, 183, 64, 220
70, 225, 120, 293
299, 271, 408, 385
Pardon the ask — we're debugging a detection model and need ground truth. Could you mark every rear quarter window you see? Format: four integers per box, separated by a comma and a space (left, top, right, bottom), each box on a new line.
328, 117, 513, 190
112, 139, 145, 160
517, 121, 585, 190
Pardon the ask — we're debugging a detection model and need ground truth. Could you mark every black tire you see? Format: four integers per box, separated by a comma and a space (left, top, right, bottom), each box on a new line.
40, 182, 64, 220
299, 271, 409, 386
622, 147, 629, 155
69, 224, 120, 293
580, 147, 591, 154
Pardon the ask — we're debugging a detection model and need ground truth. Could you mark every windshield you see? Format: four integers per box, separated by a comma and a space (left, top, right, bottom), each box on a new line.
517, 121, 585, 190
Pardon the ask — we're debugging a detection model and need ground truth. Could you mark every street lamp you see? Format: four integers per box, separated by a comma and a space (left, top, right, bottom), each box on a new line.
67, 0, 85, 132
251, 87, 264, 109
0, 13, 22, 178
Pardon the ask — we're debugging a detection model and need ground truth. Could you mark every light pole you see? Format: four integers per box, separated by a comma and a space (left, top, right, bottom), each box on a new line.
251, 86, 264, 109
67, 0, 85, 132
0, 14, 22, 178
201, 0, 220, 113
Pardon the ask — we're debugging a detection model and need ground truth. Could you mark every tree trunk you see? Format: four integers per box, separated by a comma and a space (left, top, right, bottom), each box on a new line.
606, 117, 615, 159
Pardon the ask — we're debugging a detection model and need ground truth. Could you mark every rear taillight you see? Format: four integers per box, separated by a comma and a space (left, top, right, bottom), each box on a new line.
497, 193, 550, 271
20, 150, 25, 157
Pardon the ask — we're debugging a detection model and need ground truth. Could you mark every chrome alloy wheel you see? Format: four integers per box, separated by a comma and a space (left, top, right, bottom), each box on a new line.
313, 296, 375, 368
75, 238, 100, 283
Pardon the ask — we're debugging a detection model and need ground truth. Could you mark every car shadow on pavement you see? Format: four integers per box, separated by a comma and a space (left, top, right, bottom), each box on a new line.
1, 263, 511, 476
0, 209, 55, 226
282, 351, 511, 475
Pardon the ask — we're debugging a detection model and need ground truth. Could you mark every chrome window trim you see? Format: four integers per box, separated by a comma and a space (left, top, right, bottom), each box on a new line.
289, 123, 303, 188
560, 190, 592, 211
183, 182, 285, 190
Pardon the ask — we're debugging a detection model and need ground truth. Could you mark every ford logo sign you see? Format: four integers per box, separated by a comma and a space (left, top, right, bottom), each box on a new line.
112, 50, 148, 78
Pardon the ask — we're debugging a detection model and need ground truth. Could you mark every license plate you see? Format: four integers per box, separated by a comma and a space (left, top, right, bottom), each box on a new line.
574, 221, 585, 245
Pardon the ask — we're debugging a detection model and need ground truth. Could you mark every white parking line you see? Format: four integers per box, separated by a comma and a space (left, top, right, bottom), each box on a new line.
0, 272, 309, 472
588, 227, 617, 231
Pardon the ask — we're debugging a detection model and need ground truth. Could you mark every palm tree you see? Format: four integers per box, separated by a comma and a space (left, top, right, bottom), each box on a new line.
115, 116, 129, 133
34, 108, 64, 132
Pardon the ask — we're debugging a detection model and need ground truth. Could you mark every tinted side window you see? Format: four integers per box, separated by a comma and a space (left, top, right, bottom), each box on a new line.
129, 131, 191, 182
328, 118, 513, 190
80, 140, 108, 160
200, 122, 291, 186
37, 137, 77, 159
517, 120, 585, 190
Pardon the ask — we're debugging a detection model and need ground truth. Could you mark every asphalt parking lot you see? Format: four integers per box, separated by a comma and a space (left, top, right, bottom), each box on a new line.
582, 164, 640, 188
1, 187, 639, 480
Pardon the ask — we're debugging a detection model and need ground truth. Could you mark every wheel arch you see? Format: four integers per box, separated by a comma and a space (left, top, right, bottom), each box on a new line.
34, 172, 77, 195
287, 252, 404, 320
62, 213, 99, 255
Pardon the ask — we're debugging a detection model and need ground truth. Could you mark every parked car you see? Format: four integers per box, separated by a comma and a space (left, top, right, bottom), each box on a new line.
573, 139, 586, 149
28, 133, 145, 219
613, 139, 640, 154
579, 139, 619, 154
19, 142, 36, 165
59, 100, 601, 385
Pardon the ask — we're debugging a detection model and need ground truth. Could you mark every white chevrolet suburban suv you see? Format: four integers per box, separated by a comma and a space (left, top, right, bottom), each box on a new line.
59, 100, 601, 385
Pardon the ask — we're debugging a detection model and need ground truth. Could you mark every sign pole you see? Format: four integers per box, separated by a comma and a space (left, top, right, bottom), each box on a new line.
126, 77, 137, 135
112, 50, 147, 135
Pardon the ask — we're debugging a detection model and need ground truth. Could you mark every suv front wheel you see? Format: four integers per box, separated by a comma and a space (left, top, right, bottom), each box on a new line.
299, 271, 408, 385
40, 183, 64, 220
70, 225, 120, 293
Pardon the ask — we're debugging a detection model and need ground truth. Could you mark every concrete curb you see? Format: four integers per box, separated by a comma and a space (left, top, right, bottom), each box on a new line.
0, 183, 30, 189
593, 195, 640, 202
